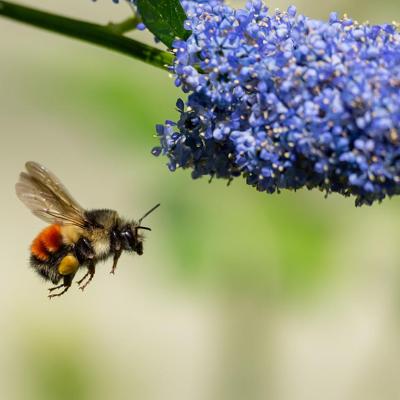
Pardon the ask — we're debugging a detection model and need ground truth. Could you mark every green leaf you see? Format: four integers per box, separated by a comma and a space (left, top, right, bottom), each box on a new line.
136, 0, 190, 48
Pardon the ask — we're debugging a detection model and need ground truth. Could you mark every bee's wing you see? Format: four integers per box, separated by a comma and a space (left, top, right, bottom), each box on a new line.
15, 161, 88, 228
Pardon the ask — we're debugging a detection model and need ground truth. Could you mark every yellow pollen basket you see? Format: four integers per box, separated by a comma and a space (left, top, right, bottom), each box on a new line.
58, 254, 79, 276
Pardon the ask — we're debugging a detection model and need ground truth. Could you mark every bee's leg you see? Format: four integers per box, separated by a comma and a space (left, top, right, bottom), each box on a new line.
76, 261, 95, 288
78, 261, 96, 291
48, 283, 65, 293
76, 271, 90, 286
48, 275, 74, 299
110, 249, 122, 275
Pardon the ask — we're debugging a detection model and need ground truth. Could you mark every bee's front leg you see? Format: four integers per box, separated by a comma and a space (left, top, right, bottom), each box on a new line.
110, 249, 122, 275
77, 260, 96, 291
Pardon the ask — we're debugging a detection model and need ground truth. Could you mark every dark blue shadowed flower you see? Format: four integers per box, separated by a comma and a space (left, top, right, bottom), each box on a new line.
152, 1, 400, 206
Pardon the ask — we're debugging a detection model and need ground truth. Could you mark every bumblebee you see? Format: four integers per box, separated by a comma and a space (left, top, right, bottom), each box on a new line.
16, 161, 160, 298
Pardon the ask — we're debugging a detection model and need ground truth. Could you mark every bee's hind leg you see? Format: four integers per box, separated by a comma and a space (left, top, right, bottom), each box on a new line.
48, 275, 74, 299
48, 283, 64, 293
77, 261, 96, 291
48, 254, 79, 298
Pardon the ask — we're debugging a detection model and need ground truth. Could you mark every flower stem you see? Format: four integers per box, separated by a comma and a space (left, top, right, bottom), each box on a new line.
0, 1, 174, 71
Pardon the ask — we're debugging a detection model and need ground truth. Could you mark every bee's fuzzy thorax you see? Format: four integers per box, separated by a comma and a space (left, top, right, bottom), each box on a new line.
84, 209, 119, 229
83, 209, 119, 258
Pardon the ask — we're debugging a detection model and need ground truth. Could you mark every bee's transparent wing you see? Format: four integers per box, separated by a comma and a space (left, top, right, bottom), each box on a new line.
24, 161, 83, 213
15, 161, 87, 227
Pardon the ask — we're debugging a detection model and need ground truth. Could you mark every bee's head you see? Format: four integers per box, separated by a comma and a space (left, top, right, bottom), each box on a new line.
119, 224, 145, 255
116, 203, 160, 256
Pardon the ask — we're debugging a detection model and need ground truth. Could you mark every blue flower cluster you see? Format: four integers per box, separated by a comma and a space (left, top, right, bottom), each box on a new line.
152, 1, 400, 205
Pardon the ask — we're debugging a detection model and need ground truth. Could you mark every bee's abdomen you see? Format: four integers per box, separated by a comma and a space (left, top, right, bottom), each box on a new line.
30, 255, 63, 284
31, 224, 63, 261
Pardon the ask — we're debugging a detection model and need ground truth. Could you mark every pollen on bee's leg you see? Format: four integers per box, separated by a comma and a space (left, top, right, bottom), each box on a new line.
58, 254, 79, 275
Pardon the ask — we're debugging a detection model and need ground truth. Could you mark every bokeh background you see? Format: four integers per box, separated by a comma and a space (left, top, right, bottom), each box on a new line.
1, 1, 400, 399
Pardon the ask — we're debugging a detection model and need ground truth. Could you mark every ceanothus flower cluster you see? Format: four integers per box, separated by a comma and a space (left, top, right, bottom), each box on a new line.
152, 1, 400, 206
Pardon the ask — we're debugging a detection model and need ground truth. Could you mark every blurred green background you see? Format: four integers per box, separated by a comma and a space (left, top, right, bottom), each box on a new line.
2, 1, 400, 399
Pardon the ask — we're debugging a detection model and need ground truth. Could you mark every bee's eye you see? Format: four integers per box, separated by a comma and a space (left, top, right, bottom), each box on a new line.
120, 229, 134, 250
120, 227, 143, 255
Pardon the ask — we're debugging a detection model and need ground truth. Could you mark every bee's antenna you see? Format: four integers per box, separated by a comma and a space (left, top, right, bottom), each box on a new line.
137, 226, 151, 231
138, 203, 160, 224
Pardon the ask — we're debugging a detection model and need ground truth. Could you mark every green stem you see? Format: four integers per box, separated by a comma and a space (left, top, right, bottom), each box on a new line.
0, 1, 174, 71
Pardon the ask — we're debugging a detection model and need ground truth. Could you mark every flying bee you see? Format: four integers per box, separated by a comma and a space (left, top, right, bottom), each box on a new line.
15, 161, 160, 299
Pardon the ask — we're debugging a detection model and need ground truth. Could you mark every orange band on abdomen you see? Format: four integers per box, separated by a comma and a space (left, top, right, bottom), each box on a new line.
31, 224, 63, 261
31, 237, 48, 261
